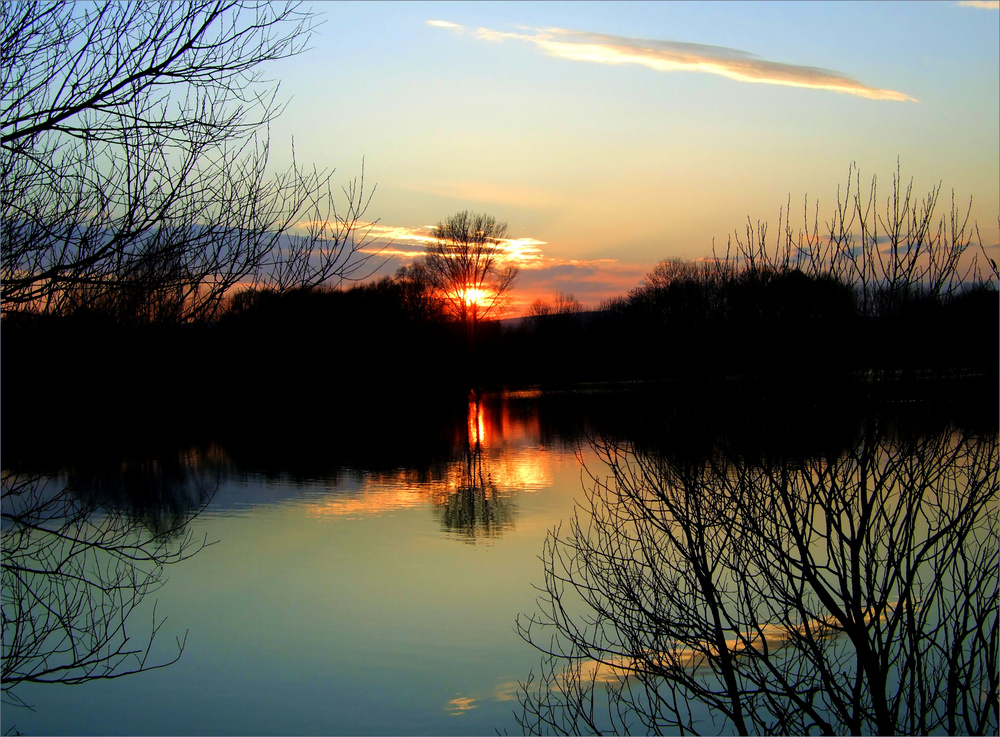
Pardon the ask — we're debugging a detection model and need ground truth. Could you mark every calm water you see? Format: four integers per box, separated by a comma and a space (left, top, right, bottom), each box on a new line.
3, 389, 600, 735
3, 383, 996, 735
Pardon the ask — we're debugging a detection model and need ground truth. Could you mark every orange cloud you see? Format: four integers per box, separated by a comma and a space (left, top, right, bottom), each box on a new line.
433, 23, 917, 102
349, 220, 547, 268
346, 216, 653, 312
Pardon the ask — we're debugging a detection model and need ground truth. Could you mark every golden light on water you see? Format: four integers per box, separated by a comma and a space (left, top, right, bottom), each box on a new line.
468, 397, 487, 447
445, 695, 478, 714
304, 446, 555, 519
304, 395, 554, 520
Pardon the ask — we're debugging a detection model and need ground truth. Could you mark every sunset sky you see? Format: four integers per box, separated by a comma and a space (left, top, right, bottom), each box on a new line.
267, 1, 999, 313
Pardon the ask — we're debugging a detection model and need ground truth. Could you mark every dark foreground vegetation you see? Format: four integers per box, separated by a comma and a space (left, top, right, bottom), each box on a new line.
5, 167, 997, 438
3, 250, 996, 436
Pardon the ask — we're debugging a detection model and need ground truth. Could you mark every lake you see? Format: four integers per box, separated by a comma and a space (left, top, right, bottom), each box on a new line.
3, 380, 997, 735
3, 388, 604, 735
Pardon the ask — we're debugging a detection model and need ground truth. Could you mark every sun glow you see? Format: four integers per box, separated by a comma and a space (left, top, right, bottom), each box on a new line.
460, 286, 490, 306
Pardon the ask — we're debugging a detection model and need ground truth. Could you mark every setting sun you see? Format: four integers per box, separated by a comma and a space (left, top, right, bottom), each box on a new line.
461, 286, 490, 306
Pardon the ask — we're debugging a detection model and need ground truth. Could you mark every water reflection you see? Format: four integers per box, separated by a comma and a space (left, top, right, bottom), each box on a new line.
432, 392, 516, 542
1, 453, 214, 709
445, 695, 479, 715
516, 417, 999, 735
2, 379, 996, 735
304, 393, 543, 541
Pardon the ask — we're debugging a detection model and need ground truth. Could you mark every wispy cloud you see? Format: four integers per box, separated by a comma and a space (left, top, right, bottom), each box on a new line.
427, 19, 463, 29
429, 21, 916, 102
344, 216, 649, 311
958, 1, 999, 8
444, 696, 478, 715
351, 221, 548, 268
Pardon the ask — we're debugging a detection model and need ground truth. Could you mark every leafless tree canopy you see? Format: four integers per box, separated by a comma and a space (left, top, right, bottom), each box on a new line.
1, 0, 377, 325
620, 163, 996, 332
707, 162, 995, 317
1, 0, 376, 714
421, 210, 519, 324
531, 292, 583, 318
517, 420, 999, 735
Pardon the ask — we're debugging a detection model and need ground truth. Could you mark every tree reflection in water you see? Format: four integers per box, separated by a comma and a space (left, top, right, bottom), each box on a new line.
2, 453, 214, 709
516, 418, 998, 735
434, 392, 516, 542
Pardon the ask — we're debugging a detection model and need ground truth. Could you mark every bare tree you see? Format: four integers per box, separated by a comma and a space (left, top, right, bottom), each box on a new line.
1, 1, 377, 325
394, 262, 447, 323
516, 419, 998, 735
421, 210, 519, 327
530, 292, 584, 334
709, 162, 995, 318
553, 292, 584, 315
529, 299, 552, 319
638, 259, 712, 292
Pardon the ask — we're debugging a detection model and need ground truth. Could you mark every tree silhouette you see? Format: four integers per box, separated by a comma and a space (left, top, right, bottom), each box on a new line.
707, 161, 993, 318
529, 292, 584, 329
421, 210, 519, 328
1, 1, 377, 325
516, 418, 998, 735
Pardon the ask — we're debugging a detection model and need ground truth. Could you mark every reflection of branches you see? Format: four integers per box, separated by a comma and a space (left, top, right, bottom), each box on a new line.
66, 452, 217, 539
434, 393, 517, 542
435, 444, 516, 543
1, 465, 213, 708
517, 422, 998, 735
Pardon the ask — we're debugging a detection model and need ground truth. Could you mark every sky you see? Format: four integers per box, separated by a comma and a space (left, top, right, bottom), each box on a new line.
264, 1, 1000, 314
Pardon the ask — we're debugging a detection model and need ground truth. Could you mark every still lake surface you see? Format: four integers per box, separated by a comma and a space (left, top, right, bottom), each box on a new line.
3, 388, 616, 735
3, 381, 996, 735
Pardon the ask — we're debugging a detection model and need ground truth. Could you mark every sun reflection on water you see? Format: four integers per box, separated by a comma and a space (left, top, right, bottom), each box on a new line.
468, 392, 487, 448
303, 393, 555, 532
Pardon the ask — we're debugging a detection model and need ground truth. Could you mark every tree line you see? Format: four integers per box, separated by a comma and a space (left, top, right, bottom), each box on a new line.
4, 189, 997, 427
3, 4, 997, 427
513, 164, 997, 384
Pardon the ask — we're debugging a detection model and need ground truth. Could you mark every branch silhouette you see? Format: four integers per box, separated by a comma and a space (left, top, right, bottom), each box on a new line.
516, 417, 998, 735
2, 1, 378, 326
